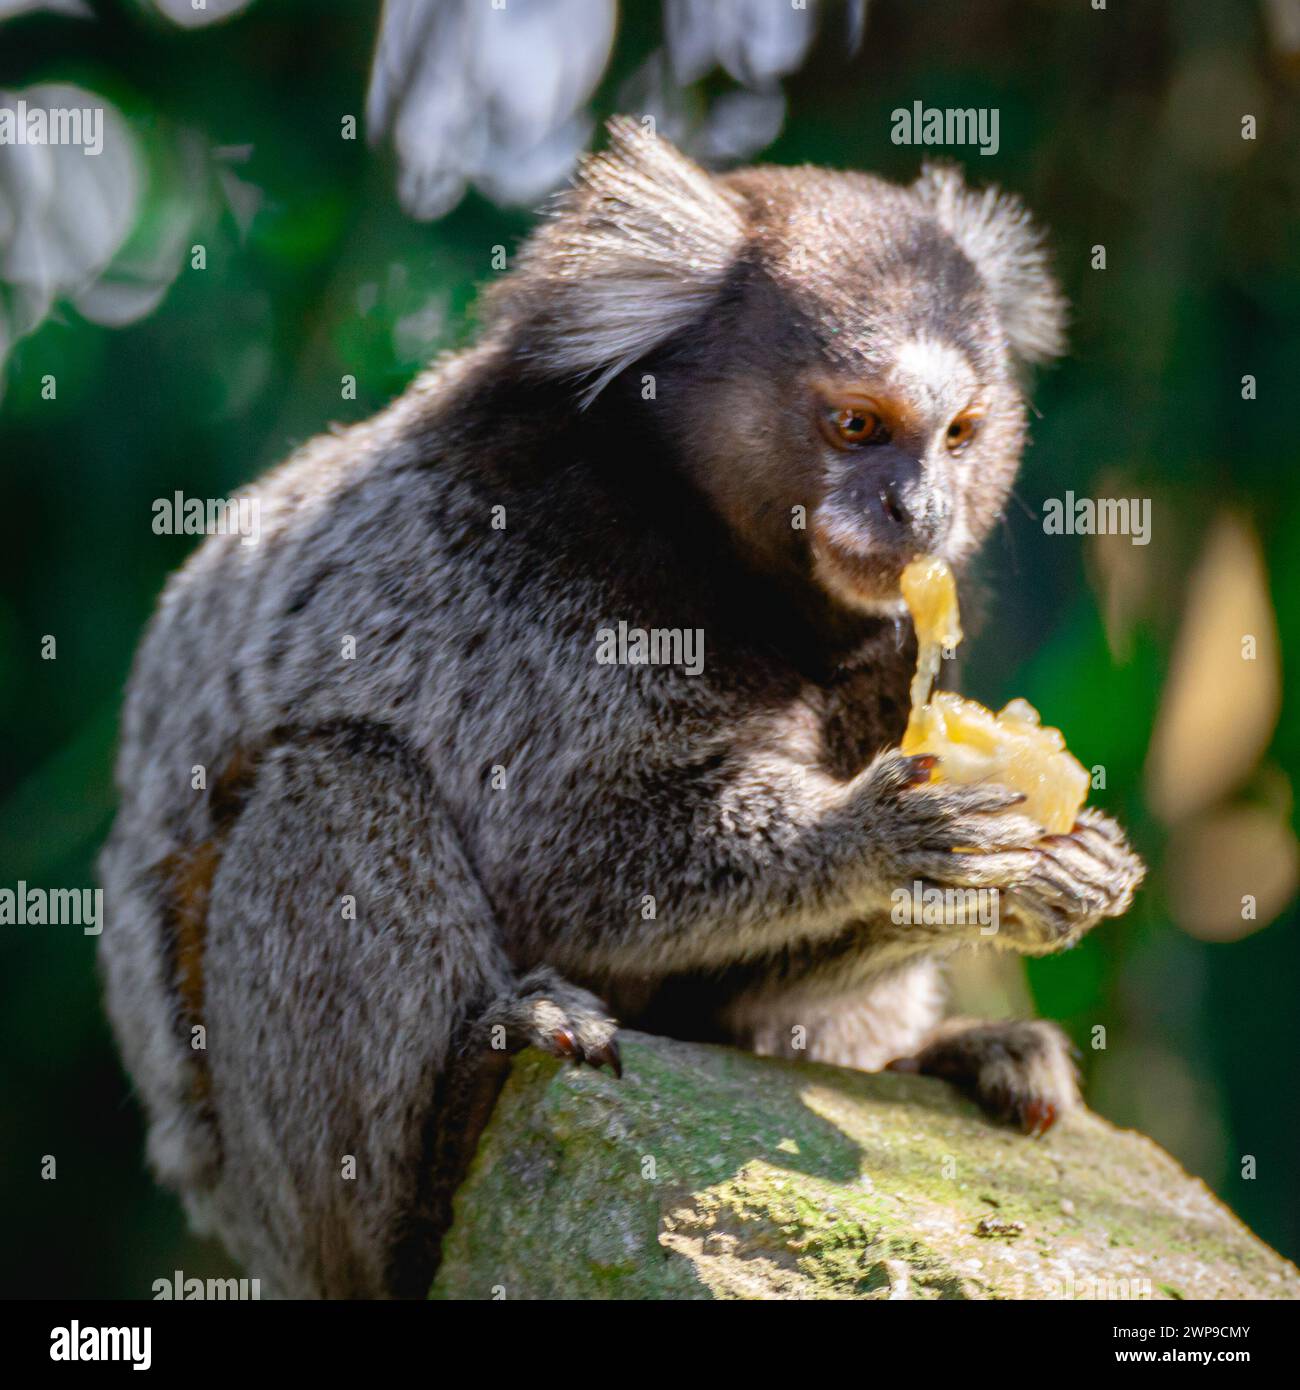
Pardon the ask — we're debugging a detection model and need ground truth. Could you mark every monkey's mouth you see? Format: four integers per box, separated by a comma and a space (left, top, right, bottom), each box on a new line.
810, 519, 912, 615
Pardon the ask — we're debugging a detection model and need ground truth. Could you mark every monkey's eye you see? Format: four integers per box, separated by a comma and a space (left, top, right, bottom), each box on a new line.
821, 401, 887, 449
945, 409, 983, 453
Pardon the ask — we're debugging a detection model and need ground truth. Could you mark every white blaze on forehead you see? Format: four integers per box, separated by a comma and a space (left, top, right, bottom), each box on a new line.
891, 337, 975, 419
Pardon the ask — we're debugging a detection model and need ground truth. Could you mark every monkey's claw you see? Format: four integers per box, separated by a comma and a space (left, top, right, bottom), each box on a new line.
1021, 1097, 1058, 1138
904, 1019, 1079, 1138
551, 1028, 622, 1077
595, 1039, 625, 1078
587, 1039, 623, 1078
899, 753, 939, 788
489, 968, 623, 1078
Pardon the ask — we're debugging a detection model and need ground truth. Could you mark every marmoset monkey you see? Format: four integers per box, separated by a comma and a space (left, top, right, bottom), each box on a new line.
99, 119, 1144, 1299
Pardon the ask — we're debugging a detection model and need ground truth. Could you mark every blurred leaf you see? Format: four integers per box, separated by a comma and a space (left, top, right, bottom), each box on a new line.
1145, 513, 1280, 823
1167, 802, 1298, 940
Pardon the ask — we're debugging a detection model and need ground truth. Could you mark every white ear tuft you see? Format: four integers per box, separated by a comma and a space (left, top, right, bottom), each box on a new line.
490, 117, 748, 405
913, 164, 1067, 366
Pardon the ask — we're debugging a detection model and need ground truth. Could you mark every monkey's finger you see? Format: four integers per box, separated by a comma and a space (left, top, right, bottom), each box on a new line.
935, 811, 1046, 855
911, 781, 1029, 818
1069, 818, 1145, 882
586, 1039, 623, 1079
1020, 870, 1108, 922
911, 848, 1040, 886
1044, 829, 1125, 880
1033, 843, 1117, 905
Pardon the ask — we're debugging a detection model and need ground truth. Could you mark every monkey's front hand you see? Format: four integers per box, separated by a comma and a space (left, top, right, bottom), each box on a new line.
866, 751, 1145, 952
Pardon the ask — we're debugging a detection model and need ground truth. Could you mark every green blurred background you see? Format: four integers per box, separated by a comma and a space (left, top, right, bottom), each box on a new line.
2, 0, 1297, 1297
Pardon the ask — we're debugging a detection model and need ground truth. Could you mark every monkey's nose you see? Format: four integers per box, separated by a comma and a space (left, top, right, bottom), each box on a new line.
877, 482, 911, 529
845, 446, 925, 543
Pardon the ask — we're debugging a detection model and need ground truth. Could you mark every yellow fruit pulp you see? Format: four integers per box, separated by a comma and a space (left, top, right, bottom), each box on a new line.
899, 557, 1089, 836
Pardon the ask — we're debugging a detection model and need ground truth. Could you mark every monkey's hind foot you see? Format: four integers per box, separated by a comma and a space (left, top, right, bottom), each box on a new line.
890, 1018, 1078, 1137
479, 967, 622, 1077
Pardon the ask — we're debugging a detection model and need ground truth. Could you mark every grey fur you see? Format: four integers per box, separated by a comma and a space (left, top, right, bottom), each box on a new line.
98, 121, 1143, 1298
